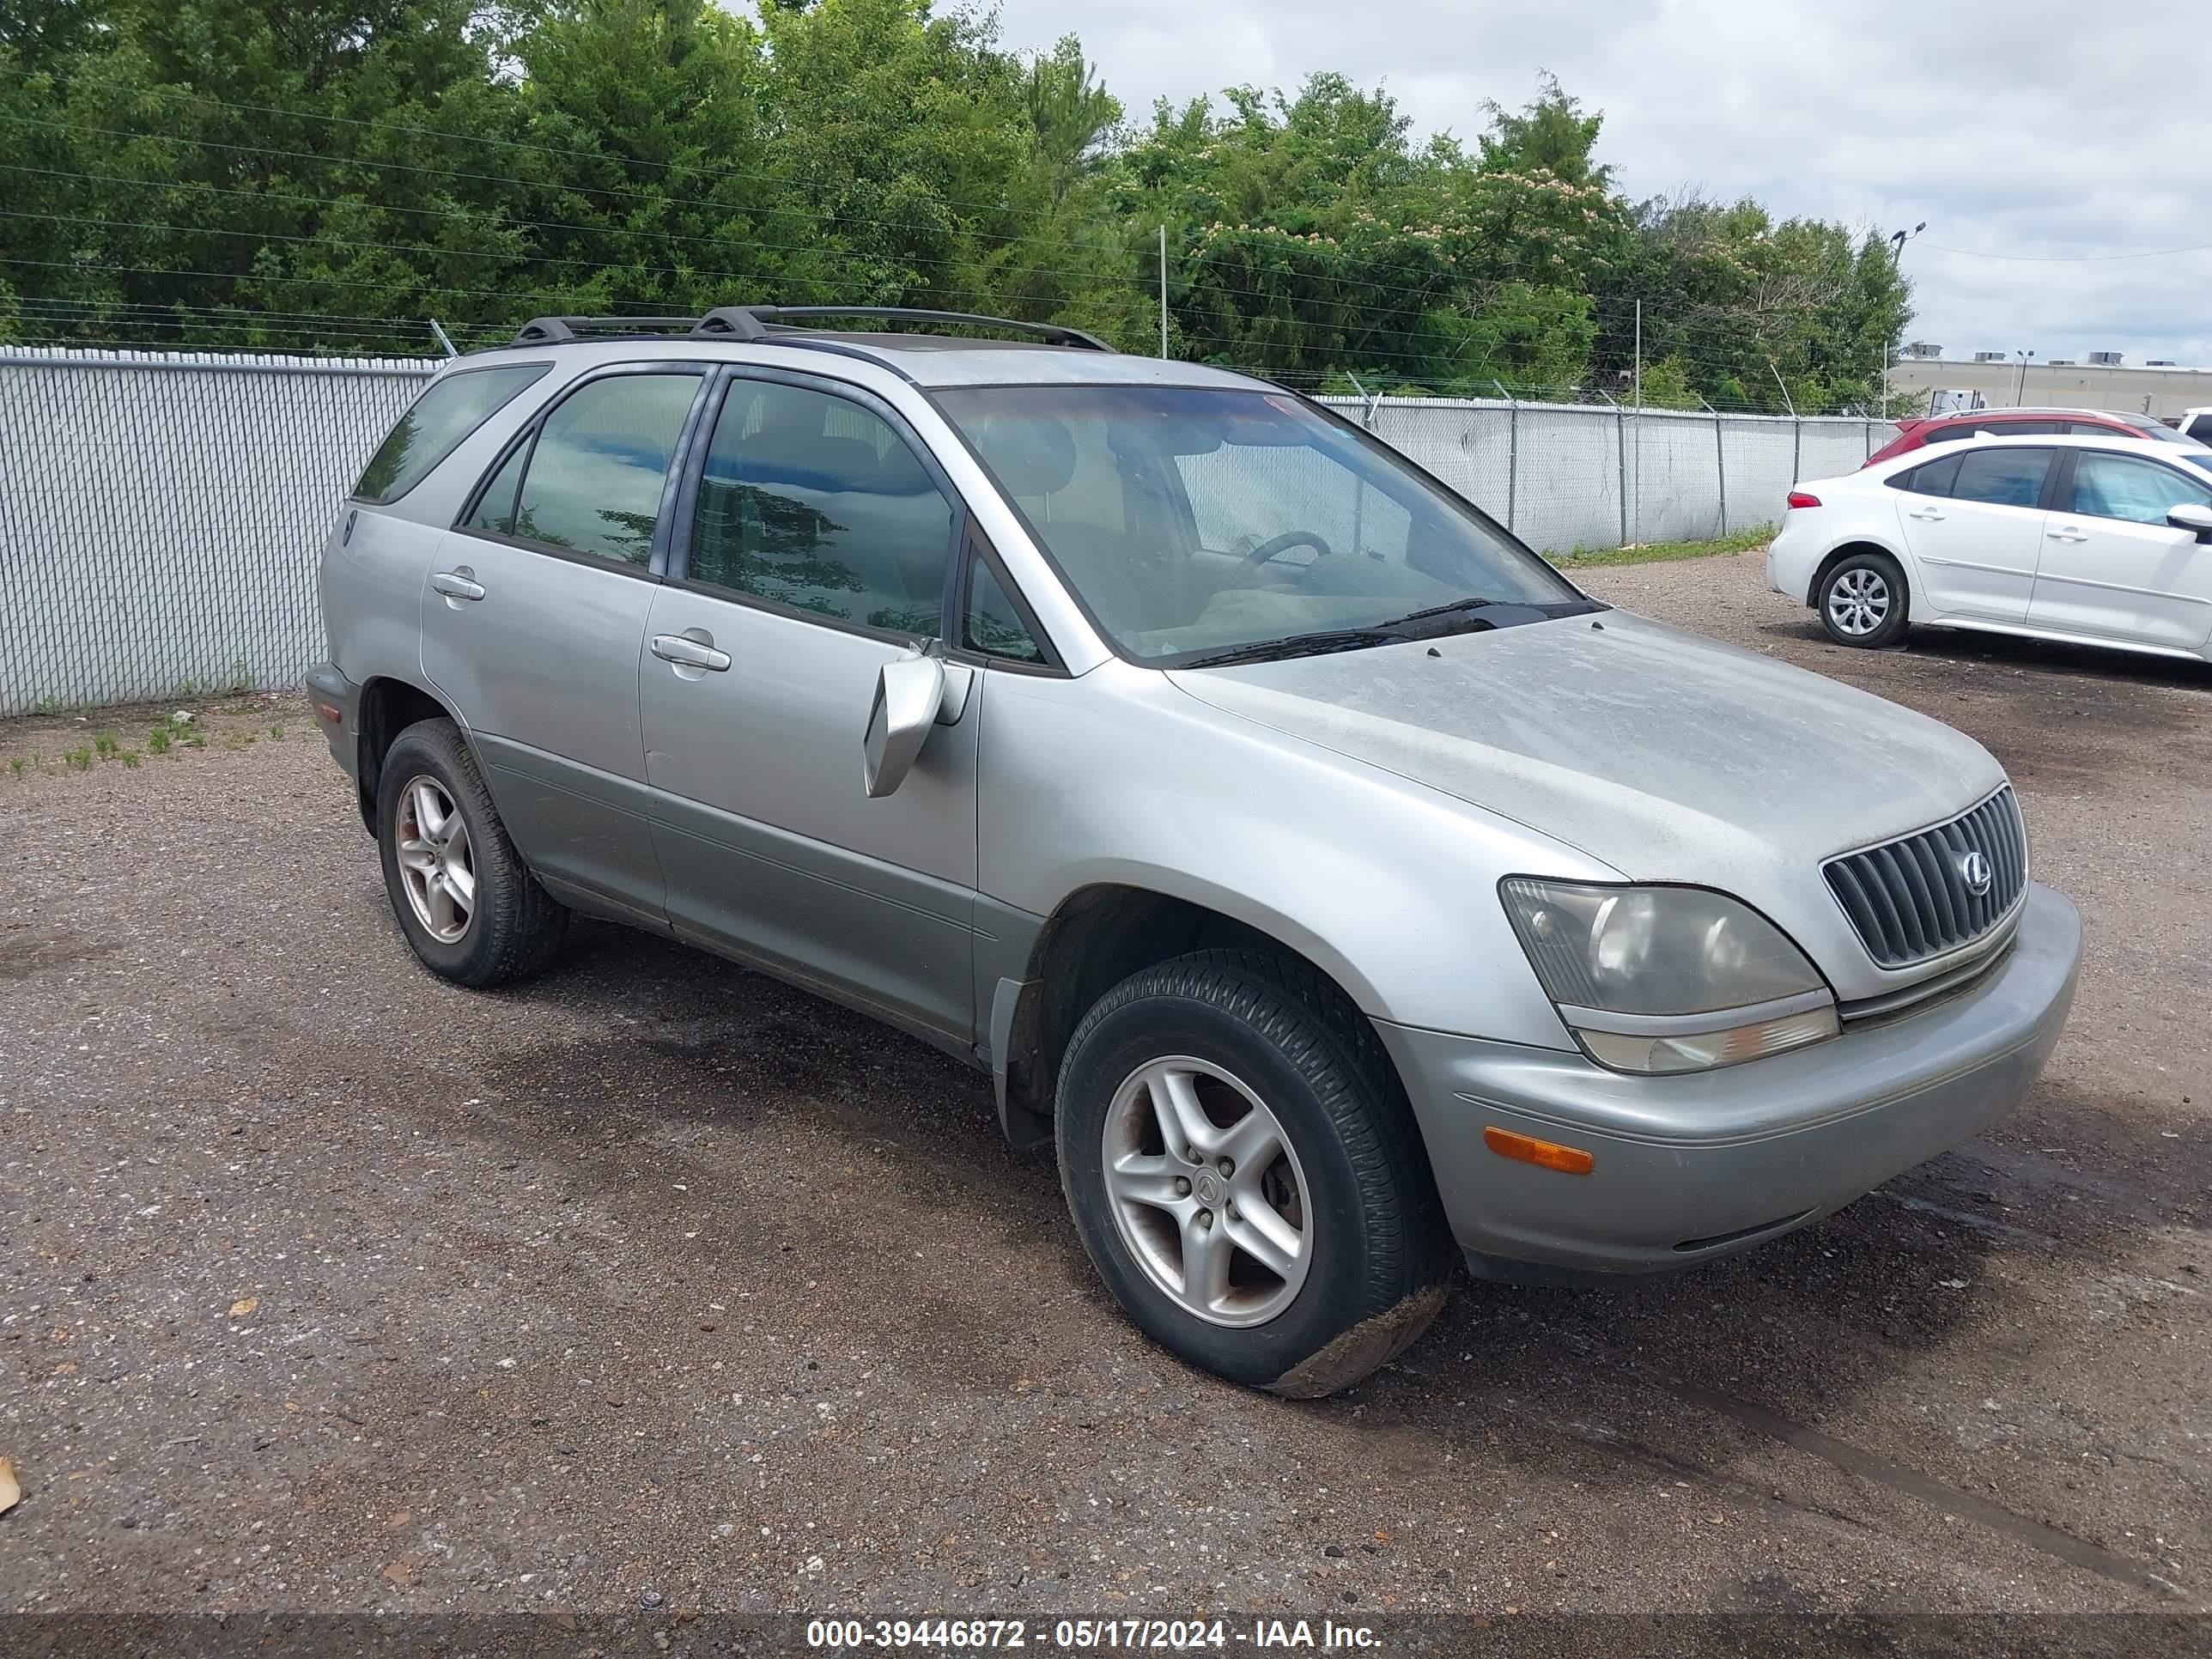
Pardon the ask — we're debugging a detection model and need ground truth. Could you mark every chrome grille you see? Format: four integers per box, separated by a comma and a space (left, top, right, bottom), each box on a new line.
1824, 787, 2027, 969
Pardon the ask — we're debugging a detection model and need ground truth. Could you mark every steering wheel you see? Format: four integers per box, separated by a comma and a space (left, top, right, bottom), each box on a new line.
1238, 528, 1336, 570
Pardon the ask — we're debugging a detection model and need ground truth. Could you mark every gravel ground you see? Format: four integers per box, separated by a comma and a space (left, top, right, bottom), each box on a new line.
2, 550, 2207, 1619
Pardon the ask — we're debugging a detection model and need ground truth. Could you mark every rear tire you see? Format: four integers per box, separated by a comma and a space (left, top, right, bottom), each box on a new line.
1056, 949, 1453, 1397
1817, 550, 1911, 648
374, 717, 567, 988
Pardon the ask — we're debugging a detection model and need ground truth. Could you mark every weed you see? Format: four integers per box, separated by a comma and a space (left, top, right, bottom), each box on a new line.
1548, 524, 1776, 570
9, 757, 23, 775
121, 750, 141, 769
33, 695, 61, 717
146, 724, 172, 755
94, 732, 118, 758
184, 731, 205, 750
270, 723, 285, 740
65, 746, 90, 770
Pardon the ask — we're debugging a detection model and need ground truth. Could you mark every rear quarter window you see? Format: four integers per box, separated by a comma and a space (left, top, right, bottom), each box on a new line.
354, 364, 551, 504
1889, 453, 1965, 495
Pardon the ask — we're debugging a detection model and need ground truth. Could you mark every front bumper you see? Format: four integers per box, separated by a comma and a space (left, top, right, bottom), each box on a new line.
1376, 881, 2081, 1280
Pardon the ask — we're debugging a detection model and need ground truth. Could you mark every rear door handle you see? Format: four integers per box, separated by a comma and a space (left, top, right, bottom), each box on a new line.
430, 568, 486, 602
651, 631, 732, 673
2045, 527, 2088, 543
1907, 508, 1945, 521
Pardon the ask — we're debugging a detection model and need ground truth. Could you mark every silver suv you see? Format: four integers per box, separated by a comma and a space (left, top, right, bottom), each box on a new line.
312, 307, 2081, 1395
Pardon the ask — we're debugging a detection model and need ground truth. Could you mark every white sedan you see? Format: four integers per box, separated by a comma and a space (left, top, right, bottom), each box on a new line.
1768, 432, 2212, 662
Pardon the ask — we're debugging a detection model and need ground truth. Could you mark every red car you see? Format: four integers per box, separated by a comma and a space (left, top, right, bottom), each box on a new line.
1863, 405, 2201, 467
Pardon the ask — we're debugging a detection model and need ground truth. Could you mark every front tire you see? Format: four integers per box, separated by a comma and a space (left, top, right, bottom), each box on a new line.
1056, 950, 1453, 1397
1817, 550, 1911, 648
374, 717, 567, 988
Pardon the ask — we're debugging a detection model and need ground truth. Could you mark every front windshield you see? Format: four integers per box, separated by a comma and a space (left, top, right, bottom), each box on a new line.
935, 385, 1585, 664
2122, 415, 2196, 445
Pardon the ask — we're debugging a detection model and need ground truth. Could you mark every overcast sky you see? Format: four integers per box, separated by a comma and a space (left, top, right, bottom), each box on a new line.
987, 0, 2212, 368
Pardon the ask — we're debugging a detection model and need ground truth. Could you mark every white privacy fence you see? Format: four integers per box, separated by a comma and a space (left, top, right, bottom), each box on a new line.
1316, 394, 1891, 554
0, 348, 1894, 715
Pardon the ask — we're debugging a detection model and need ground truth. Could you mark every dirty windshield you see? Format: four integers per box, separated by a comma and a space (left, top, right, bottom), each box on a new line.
936, 385, 1591, 665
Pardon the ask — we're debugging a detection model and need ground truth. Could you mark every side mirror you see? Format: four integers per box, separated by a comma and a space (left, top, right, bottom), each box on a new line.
862, 652, 947, 799
2167, 502, 2212, 544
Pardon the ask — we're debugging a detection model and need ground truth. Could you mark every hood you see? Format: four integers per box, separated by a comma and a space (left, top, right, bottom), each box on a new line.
1165, 611, 2005, 911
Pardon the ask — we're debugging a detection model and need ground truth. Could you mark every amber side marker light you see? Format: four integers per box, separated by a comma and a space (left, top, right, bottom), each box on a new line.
313, 701, 344, 725
1483, 1125, 1595, 1176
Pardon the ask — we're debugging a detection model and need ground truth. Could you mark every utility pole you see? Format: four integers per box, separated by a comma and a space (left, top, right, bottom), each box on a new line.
1882, 222, 1924, 421
1158, 226, 1169, 360
2014, 348, 2034, 405
1632, 299, 1643, 548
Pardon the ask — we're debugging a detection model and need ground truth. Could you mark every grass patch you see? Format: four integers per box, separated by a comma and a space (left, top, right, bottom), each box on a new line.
94, 732, 118, 758
146, 723, 172, 755
270, 723, 284, 740
1549, 524, 1774, 570
9, 757, 23, 775
65, 746, 91, 771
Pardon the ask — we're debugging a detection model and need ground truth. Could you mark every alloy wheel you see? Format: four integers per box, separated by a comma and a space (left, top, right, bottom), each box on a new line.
1827, 567, 1891, 636
1099, 1057, 1313, 1328
393, 775, 476, 944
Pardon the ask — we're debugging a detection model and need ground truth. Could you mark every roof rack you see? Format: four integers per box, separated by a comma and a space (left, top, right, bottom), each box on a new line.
508, 306, 1113, 352
696, 306, 1113, 352
509, 315, 706, 346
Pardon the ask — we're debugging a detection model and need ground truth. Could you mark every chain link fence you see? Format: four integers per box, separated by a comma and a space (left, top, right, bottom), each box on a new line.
0, 349, 1894, 716
0, 347, 435, 716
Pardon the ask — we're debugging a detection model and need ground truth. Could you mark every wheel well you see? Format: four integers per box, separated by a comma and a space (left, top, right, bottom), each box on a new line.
353, 678, 453, 832
999, 884, 1367, 1138
1807, 541, 1905, 610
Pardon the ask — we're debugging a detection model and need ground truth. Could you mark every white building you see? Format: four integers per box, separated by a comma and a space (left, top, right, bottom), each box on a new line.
1886, 352, 2212, 420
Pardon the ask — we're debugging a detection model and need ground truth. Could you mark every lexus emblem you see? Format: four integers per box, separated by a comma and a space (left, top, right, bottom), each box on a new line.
1957, 850, 1994, 897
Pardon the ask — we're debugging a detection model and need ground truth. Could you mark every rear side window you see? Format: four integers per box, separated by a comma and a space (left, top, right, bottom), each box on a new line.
354, 365, 549, 503
510, 373, 701, 567
2186, 415, 2212, 445
1949, 448, 2053, 508
1920, 424, 1976, 446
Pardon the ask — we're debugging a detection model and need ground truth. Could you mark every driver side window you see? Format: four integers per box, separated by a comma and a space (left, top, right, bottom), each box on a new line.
2069, 452, 2212, 526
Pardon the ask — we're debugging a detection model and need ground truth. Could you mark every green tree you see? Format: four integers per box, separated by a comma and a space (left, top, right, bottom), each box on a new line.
0, 6, 1911, 392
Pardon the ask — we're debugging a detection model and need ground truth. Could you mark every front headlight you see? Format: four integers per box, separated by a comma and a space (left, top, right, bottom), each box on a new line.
1499, 878, 1838, 1074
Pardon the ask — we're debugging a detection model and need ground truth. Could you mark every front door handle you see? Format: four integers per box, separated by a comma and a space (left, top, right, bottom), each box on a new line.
651, 630, 732, 675
1907, 508, 1945, 521
2045, 526, 2088, 544
430, 568, 486, 603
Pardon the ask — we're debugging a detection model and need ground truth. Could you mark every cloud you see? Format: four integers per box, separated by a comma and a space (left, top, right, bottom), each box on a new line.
988, 0, 2212, 366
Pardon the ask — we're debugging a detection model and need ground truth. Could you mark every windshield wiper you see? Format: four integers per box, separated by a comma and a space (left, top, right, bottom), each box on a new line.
1176, 628, 1405, 668
1381, 596, 1601, 630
